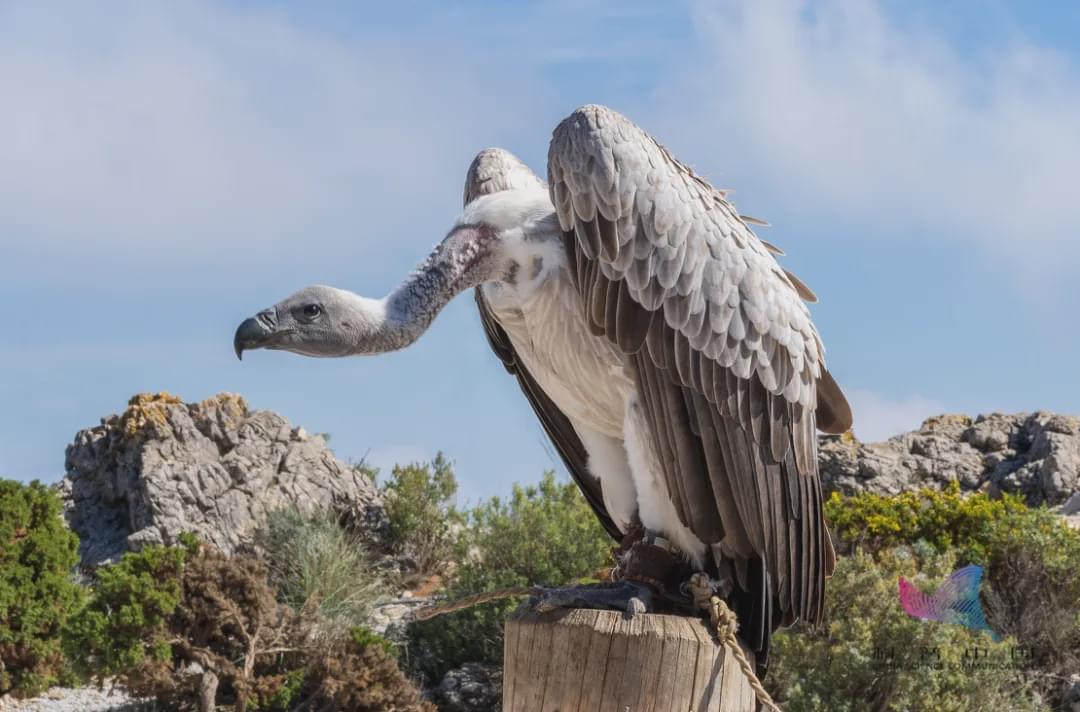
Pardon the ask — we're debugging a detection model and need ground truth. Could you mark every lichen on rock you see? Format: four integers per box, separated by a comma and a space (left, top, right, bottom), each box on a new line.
118, 391, 186, 438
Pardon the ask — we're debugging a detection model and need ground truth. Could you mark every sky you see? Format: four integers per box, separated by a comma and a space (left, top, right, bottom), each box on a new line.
2, 0, 1079, 504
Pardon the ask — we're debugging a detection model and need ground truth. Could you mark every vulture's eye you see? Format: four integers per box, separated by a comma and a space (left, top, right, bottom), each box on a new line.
302, 304, 322, 319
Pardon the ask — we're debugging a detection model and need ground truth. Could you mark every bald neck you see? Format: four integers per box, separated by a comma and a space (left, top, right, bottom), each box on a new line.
349, 223, 501, 354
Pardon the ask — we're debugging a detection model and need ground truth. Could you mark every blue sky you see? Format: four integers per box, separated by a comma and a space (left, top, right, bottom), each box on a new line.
2, 0, 1078, 504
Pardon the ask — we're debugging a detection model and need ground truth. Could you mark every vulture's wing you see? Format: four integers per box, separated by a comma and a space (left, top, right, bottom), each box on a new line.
464, 147, 547, 205
548, 105, 852, 664
465, 149, 621, 541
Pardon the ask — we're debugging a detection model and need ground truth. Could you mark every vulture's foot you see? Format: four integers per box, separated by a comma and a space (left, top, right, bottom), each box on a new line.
682, 571, 733, 610
529, 580, 655, 619
614, 536, 699, 613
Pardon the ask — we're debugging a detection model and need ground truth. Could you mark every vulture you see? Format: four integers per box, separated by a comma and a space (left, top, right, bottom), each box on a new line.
234, 105, 852, 668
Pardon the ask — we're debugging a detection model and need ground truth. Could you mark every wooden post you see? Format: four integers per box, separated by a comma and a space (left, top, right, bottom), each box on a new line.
503, 608, 758, 712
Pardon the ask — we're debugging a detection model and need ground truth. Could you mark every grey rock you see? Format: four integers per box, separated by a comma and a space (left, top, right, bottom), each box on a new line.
432, 663, 502, 712
0, 682, 148, 711
57, 393, 388, 567
1060, 674, 1080, 712
367, 597, 431, 642
820, 411, 1080, 507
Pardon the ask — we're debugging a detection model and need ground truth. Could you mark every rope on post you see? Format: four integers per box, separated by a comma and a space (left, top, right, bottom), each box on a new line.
686, 573, 782, 712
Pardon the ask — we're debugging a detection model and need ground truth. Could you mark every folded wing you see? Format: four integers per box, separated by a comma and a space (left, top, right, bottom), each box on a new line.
548, 105, 852, 665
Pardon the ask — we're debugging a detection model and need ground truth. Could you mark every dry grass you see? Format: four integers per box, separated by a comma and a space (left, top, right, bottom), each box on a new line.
259, 507, 386, 644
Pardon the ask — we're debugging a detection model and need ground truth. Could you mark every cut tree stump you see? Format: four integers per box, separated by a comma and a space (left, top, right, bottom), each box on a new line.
503, 608, 759, 712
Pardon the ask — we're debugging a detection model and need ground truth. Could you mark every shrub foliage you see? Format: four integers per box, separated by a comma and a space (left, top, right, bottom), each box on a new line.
808, 485, 1080, 710
260, 507, 385, 644
767, 548, 1045, 711
64, 539, 191, 684
5, 451, 1076, 710
379, 453, 462, 583
825, 480, 1028, 560
406, 471, 612, 682
66, 538, 430, 711
979, 507, 1080, 705
0, 480, 84, 697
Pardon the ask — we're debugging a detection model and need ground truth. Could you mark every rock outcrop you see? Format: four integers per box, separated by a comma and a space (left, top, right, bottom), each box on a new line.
367, 595, 431, 641
820, 411, 1080, 507
58, 393, 387, 567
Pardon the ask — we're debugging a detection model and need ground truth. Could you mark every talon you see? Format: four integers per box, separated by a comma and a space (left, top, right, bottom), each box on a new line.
626, 596, 647, 619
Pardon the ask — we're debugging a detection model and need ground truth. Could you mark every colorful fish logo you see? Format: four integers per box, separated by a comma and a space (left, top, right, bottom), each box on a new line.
898, 564, 998, 639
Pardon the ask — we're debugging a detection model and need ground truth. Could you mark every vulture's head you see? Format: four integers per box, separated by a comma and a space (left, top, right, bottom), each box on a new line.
234, 192, 541, 362
234, 285, 384, 359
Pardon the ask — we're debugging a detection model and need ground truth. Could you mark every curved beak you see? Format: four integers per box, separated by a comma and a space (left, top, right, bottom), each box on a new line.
233, 309, 275, 360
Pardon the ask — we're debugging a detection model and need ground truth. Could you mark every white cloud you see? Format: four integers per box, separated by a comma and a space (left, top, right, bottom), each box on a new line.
0, 2, 551, 268
654, 0, 1080, 295
846, 388, 948, 442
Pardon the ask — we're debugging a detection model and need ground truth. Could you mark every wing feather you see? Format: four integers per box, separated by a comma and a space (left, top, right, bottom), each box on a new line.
615, 278, 653, 354
548, 105, 850, 665
464, 148, 546, 205
783, 268, 819, 303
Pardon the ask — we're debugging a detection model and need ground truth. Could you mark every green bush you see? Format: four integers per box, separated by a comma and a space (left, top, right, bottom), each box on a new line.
0, 480, 85, 697
406, 471, 612, 682
816, 487, 1080, 709
66, 537, 430, 710
380, 453, 463, 582
825, 481, 1028, 560
979, 507, 1080, 706
63, 540, 192, 683
260, 507, 385, 644
767, 548, 1046, 711
260, 667, 306, 712
349, 626, 397, 657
